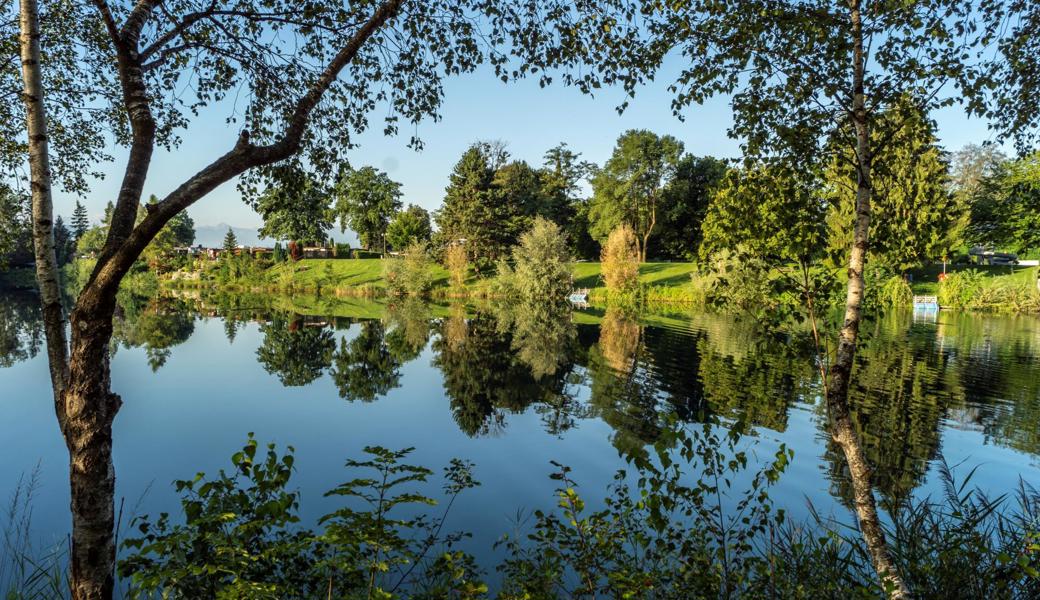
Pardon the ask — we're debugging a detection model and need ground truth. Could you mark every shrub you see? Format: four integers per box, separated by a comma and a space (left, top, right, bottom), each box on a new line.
506, 217, 572, 301
700, 247, 774, 314
877, 274, 914, 308
119, 437, 482, 599
118, 432, 1040, 599
938, 269, 986, 308
444, 244, 468, 290
601, 224, 640, 293
384, 241, 433, 297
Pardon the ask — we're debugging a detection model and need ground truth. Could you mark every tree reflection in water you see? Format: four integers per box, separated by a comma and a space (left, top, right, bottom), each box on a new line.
0, 292, 43, 368
112, 295, 195, 371
255, 316, 335, 386
6, 292, 1040, 596
331, 320, 401, 402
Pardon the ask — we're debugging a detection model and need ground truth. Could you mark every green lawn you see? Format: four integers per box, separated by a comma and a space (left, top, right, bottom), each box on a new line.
253, 258, 697, 295
258, 258, 452, 290
572, 261, 697, 290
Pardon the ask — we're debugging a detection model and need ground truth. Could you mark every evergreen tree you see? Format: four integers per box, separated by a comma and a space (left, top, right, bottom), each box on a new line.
71, 200, 89, 240
434, 143, 503, 273
824, 103, 958, 272
436, 142, 558, 273
489, 160, 544, 252
541, 143, 596, 259
222, 228, 238, 255
53, 215, 73, 266
101, 201, 115, 227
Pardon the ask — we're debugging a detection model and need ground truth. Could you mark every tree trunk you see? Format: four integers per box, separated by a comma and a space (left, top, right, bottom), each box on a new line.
641, 198, 656, 264
20, 3, 119, 598
64, 305, 121, 600
825, 2, 910, 599
19, 0, 68, 408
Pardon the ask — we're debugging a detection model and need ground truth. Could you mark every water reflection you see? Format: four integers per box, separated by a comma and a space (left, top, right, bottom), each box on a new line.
331, 320, 401, 402
4, 290, 1040, 501
111, 295, 195, 371
0, 292, 43, 368
256, 317, 335, 386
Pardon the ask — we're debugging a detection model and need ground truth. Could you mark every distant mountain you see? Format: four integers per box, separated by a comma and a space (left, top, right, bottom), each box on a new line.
192, 223, 359, 248
193, 223, 263, 247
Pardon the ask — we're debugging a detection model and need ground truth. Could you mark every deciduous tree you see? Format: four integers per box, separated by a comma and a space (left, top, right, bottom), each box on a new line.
385, 204, 431, 251
334, 165, 403, 252
12, 1, 563, 588
968, 152, 1040, 253
589, 130, 683, 262
256, 168, 332, 244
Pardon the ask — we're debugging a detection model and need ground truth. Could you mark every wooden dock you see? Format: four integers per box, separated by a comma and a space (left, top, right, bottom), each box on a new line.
913, 295, 939, 311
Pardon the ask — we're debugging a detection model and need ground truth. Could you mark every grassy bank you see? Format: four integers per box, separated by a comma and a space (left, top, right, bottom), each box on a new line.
173, 258, 701, 303
908, 264, 1040, 312
909, 264, 1038, 294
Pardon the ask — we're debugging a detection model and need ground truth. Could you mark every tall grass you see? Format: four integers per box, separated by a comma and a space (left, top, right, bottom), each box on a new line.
938, 269, 1040, 313
1, 465, 67, 600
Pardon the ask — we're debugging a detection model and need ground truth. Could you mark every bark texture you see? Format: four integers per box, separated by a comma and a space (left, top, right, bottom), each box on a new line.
824, 2, 911, 599
19, 0, 68, 413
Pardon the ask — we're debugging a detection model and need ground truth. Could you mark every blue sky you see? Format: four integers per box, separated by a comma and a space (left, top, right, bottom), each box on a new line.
60, 62, 1004, 231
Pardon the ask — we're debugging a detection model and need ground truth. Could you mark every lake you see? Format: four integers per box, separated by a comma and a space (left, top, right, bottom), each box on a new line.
2, 289, 1040, 570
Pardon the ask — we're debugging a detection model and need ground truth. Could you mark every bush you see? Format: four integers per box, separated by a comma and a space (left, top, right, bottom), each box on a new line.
444, 244, 468, 290
700, 247, 775, 314
601, 224, 640, 293
384, 241, 433, 297
938, 269, 986, 308
119, 437, 482, 599
119, 430, 1040, 600
877, 274, 914, 308
503, 217, 572, 301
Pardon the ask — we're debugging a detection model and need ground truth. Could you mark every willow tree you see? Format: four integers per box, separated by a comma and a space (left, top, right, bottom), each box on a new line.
12, 1, 551, 597
517, 1, 998, 596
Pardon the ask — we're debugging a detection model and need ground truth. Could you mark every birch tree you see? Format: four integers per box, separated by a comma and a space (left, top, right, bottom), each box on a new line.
10, 1, 557, 597
516, 1, 1001, 597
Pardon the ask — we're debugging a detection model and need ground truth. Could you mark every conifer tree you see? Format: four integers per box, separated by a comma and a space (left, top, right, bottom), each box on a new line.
222, 228, 238, 255
71, 200, 88, 240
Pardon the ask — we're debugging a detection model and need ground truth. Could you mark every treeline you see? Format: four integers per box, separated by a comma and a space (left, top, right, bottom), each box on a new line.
251, 118, 1040, 286
243, 132, 727, 273
0, 193, 195, 278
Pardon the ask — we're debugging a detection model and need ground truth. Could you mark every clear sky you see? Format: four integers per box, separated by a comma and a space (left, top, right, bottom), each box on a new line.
59, 60, 1005, 231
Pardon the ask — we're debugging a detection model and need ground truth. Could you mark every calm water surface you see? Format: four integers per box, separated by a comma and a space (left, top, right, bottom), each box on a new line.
2, 290, 1039, 559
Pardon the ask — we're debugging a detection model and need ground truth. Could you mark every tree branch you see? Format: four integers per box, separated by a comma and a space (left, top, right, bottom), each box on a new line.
87, 0, 406, 302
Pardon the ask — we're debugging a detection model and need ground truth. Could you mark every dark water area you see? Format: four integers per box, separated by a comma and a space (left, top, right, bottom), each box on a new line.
2, 289, 1039, 563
